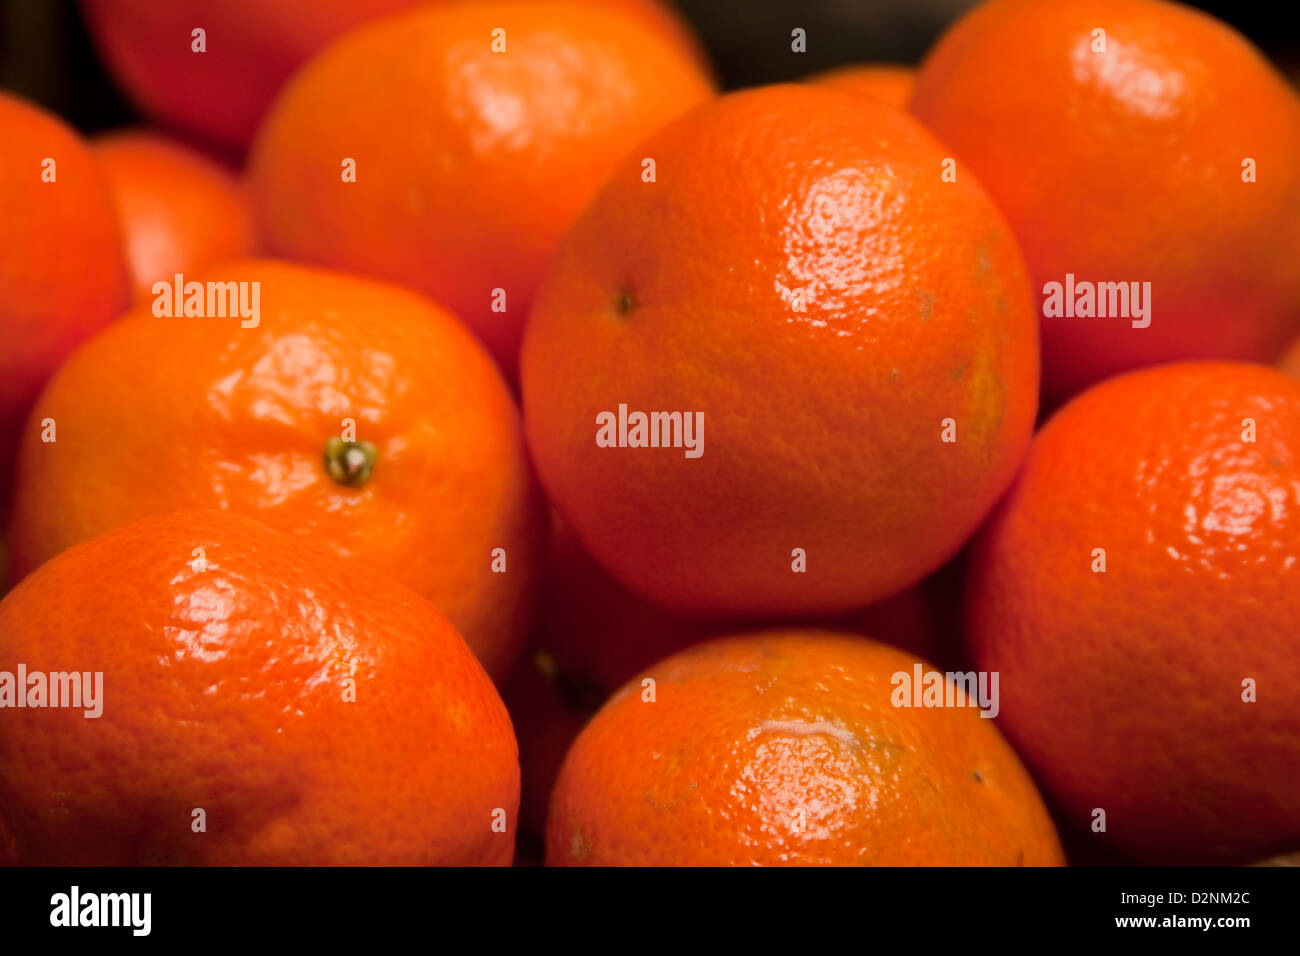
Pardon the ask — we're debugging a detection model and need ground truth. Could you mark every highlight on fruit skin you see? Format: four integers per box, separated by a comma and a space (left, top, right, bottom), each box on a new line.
5, 0, 1296, 877
522, 83, 1040, 621
909, 0, 1300, 406
5, 258, 544, 681
0, 510, 519, 865
246, 0, 716, 374
79, 0, 709, 154
546, 630, 1065, 866
965, 361, 1300, 864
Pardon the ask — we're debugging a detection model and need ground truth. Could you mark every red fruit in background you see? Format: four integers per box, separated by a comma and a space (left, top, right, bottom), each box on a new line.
81, 0, 706, 155
503, 514, 713, 844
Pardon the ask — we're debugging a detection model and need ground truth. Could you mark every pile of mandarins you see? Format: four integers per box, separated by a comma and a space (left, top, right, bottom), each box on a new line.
1, 0, 1297, 867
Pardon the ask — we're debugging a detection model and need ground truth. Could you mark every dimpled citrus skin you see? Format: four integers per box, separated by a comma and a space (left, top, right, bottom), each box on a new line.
248, 1, 715, 372
92, 130, 258, 302
0, 510, 518, 865
508, 514, 944, 844
546, 631, 1065, 866
7, 259, 542, 680
807, 64, 916, 109
911, 0, 1300, 406
966, 362, 1300, 864
521, 85, 1039, 618
0, 92, 129, 496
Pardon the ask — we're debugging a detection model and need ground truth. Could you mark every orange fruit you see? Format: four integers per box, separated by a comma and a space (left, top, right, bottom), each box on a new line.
6, 259, 542, 680
965, 361, 1300, 864
525, 513, 944, 705
911, 0, 1300, 405
506, 514, 951, 844
504, 511, 714, 841
0, 509, 518, 864
546, 630, 1065, 865
82, 0, 707, 154
521, 84, 1039, 618
806, 63, 916, 109
248, 1, 715, 372
91, 130, 259, 303
0, 91, 129, 499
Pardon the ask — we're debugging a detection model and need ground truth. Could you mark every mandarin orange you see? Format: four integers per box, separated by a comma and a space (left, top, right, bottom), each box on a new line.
522, 84, 1039, 618
92, 130, 258, 302
7, 259, 542, 679
0, 510, 518, 865
911, 0, 1300, 404
547, 630, 1065, 865
507, 513, 949, 845
966, 362, 1300, 863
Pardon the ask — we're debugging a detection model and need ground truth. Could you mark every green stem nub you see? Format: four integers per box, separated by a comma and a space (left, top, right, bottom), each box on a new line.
324, 438, 378, 488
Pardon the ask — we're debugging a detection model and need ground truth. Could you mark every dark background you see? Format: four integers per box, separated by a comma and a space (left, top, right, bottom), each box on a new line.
2, 0, 1297, 135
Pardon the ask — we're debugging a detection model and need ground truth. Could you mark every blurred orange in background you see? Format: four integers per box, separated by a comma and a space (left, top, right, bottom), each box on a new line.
805, 63, 916, 109
79, 0, 705, 155
80, 0, 417, 154
0, 90, 128, 503
92, 130, 258, 302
